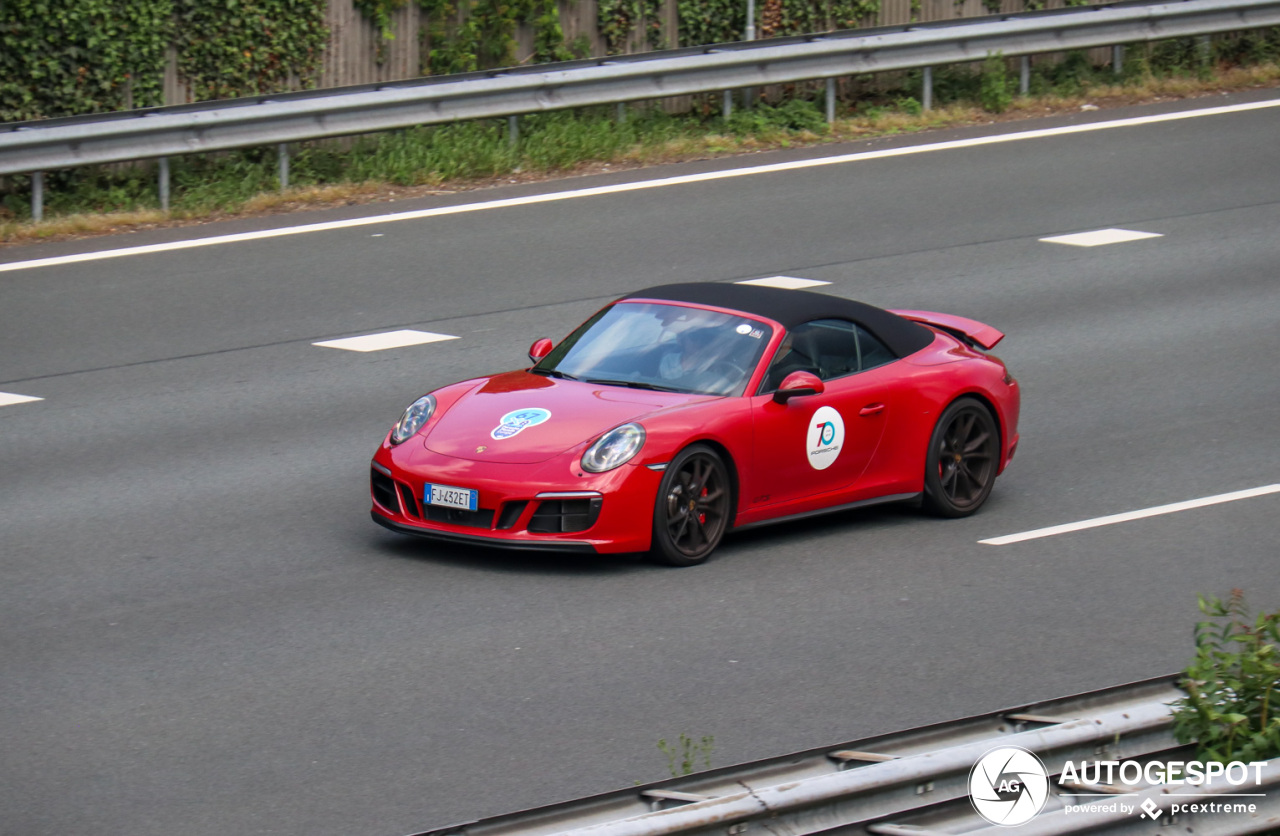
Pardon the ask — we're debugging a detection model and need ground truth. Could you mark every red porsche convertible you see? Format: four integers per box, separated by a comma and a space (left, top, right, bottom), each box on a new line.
371, 282, 1020, 566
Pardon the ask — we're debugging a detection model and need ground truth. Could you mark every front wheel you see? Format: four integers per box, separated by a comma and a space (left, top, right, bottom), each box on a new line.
649, 444, 731, 567
923, 397, 1000, 518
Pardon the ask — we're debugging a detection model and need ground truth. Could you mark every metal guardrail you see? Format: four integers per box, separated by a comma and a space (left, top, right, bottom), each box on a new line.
399, 675, 1277, 836
4, 0, 1280, 218
3, 0, 1280, 173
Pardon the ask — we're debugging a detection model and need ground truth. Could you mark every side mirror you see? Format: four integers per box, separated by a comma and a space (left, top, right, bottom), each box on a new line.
528, 338, 554, 364
772, 371, 824, 403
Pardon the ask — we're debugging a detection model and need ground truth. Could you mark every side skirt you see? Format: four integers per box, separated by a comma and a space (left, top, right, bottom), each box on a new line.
731, 492, 921, 533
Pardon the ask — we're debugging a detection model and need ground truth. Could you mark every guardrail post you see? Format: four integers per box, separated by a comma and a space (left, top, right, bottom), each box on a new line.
159, 157, 170, 212
723, 90, 733, 120
277, 143, 289, 192
1020, 56, 1030, 94
508, 115, 519, 146
1113, 43, 1124, 75
922, 66, 933, 111
31, 171, 43, 222
743, 0, 756, 108
616, 102, 626, 123
826, 78, 836, 123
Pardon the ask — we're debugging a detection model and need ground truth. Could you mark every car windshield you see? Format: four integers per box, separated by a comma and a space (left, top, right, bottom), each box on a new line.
534, 301, 775, 396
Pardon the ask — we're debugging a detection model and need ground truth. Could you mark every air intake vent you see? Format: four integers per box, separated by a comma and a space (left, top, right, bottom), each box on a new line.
529, 498, 602, 533
371, 468, 398, 512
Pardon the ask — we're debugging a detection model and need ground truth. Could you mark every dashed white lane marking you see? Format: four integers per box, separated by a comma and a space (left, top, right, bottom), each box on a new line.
1040, 228, 1163, 247
1, 98, 1277, 275
0, 392, 43, 407
980, 483, 1280, 545
312, 329, 459, 352
737, 276, 831, 289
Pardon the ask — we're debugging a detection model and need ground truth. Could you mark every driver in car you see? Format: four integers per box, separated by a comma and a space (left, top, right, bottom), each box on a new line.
660, 326, 718, 382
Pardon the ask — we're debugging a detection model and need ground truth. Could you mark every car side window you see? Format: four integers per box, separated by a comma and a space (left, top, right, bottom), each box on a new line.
855, 324, 895, 371
760, 319, 897, 392
761, 319, 852, 391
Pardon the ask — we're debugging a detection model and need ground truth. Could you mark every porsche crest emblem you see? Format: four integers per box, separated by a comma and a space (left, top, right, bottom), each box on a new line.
476, 446, 487, 453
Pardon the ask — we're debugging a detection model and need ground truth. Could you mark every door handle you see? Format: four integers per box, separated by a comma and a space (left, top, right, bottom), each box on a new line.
859, 403, 885, 417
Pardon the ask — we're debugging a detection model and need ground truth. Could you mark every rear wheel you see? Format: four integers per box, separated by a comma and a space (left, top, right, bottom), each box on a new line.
923, 397, 999, 517
649, 444, 731, 567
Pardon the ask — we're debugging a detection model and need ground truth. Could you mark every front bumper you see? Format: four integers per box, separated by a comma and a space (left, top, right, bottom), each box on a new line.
370, 511, 601, 553
370, 446, 662, 554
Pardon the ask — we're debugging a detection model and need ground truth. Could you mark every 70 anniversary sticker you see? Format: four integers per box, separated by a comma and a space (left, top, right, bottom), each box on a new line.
807, 406, 845, 470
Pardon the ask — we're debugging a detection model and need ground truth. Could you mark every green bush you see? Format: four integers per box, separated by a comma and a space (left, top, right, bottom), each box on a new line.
1171, 591, 1280, 764
980, 52, 1013, 114
726, 99, 828, 135
1031, 49, 1100, 96
1215, 26, 1280, 66
895, 96, 922, 116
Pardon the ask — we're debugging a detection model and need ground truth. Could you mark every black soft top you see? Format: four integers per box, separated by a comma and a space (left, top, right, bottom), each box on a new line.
624, 282, 934, 358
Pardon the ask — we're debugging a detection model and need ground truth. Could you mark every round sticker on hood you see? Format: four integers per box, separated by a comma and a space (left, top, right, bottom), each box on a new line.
807, 406, 844, 470
491, 407, 551, 439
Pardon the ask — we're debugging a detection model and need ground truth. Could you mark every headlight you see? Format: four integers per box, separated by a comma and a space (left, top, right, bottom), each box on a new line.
581, 423, 645, 473
390, 394, 437, 445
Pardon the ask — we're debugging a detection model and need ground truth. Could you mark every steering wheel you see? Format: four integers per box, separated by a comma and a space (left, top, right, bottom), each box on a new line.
701, 359, 749, 393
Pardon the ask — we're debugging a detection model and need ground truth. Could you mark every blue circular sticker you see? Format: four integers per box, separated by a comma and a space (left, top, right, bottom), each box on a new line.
491, 407, 551, 440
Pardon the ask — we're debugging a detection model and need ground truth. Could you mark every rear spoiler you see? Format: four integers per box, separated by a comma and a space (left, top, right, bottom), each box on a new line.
889, 309, 1005, 350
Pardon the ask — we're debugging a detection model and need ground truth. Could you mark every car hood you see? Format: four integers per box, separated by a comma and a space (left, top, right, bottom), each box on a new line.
423, 371, 712, 464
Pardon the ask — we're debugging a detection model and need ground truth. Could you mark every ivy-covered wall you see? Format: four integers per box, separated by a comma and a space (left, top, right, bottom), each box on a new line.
0, 0, 328, 122
0, 0, 171, 121
421, 0, 581, 75
0, 0, 587, 120
677, 0, 879, 49
173, 0, 329, 102
2, 0, 1077, 122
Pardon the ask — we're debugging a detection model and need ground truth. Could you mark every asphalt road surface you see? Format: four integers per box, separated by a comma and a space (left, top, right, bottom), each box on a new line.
3, 90, 1278, 836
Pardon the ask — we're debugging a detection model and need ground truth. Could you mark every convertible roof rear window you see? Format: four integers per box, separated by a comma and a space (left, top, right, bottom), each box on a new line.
625, 282, 934, 358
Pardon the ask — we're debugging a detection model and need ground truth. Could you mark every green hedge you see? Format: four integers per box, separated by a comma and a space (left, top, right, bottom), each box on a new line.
0, 0, 328, 122
0, 0, 170, 121
173, 0, 328, 102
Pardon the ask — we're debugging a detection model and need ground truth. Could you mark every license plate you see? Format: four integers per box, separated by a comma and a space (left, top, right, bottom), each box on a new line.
424, 483, 478, 512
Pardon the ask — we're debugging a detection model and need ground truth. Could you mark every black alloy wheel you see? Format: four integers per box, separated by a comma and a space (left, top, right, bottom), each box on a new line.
650, 444, 731, 566
923, 397, 1000, 517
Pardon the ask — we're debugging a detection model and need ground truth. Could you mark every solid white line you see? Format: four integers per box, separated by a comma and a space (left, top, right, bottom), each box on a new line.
3, 97, 1279, 275
980, 484, 1280, 545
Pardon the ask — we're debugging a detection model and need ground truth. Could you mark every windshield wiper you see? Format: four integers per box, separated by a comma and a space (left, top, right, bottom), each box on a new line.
583, 378, 685, 392
531, 368, 579, 380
